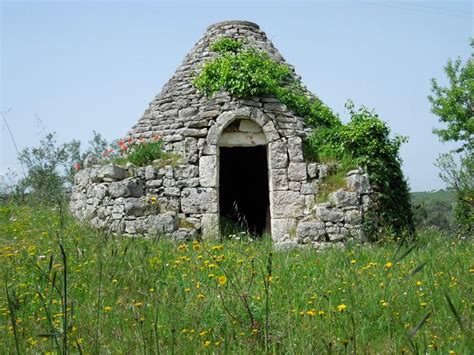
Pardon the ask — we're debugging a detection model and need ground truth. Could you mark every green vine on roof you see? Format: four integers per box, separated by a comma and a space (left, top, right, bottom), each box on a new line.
193, 37, 414, 239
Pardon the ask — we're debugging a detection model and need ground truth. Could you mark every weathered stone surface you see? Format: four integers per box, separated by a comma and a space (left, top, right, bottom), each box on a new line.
124, 198, 147, 216
307, 163, 319, 179
289, 181, 301, 191
329, 190, 359, 208
201, 213, 219, 237
315, 204, 345, 222
179, 107, 198, 118
272, 191, 304, 218
108, 180, 143, 198
145, 166, 155, 180
181, 188, 218, 214
172, 228, 198, 241
287, 137, 304, 162
346, 172, 370, 194
99, 165, 127, 181
345, 209, 362, 225
163, 187, 181, 197
271, 218, 296, 242
296, 221, 327, 241
270, 169, 288, 191
318, 164, 329, 179
174, 165, 198, 179
199, 155, 217, 187
288, 162, 307, 181
327, 226, 348, 241
269, 141, 288, 169
219, 132, 267, 147
239, 120, 261, 132
125, 219, 146, 234
148, 213, 177, 234
300, 182, 315, 195
88, 184, 108, 199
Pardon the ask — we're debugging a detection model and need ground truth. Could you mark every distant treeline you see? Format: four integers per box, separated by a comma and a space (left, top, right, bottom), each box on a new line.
411, 190, 456, 232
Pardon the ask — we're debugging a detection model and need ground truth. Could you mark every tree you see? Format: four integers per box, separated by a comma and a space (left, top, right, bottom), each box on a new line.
17, 131, 108, 204
428, 39, 473, 152
429, 40, 473, 235
436, 153, 473, 234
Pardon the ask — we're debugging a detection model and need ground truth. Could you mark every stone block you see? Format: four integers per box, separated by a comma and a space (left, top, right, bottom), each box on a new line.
270, 169, 288, 191
300, 182, 315, 195
109, 180, 143, 198
287, 137, 304, 162
99, 165, 127, 181
307, 163, 319, 179
272, 191, 304, 218
179, 107, 198, 118
181, 188, 218, 214
296, 221, 327, 242
329, 190, 359, 208
239, 120, 262, 132
271, 218, 296, 242
163, 187, 181, 197
124, 198, 147, 216
346, 172, 370, 194
201, 213, 219, 238
174, 165, 198, 179
172, 228, 197, 241
145, 166, 155, 180
269, 141, 288, 169
289, 181, 301, 191
345, 209, 362, 225
148, 213, 176, 234
314, 204, 345, 222
199, 155, 217, 187
288, 162, 307, 181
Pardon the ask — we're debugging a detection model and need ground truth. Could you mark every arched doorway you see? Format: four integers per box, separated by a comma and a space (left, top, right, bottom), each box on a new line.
218, 119, 270, 235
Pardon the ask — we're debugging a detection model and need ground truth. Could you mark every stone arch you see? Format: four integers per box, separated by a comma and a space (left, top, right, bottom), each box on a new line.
206, 107, 279, 147
201, 108, 281, 237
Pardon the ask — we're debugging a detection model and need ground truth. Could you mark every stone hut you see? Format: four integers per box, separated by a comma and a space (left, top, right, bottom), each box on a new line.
71, 20, 372, 249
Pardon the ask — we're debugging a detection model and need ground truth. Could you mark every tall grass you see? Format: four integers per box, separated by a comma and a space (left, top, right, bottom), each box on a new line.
0, 202, 472, 353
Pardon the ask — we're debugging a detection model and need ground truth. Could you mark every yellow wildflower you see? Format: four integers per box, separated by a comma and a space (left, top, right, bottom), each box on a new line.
337, 304, 347, 312
217, 275, 228, 286
306, 309, 316, 316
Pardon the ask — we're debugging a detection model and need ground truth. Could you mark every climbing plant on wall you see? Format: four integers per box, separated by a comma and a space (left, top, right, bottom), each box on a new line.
193, 37, 415, 239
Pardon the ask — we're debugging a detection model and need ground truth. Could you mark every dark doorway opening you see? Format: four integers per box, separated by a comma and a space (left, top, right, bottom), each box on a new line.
219, 146, 270, 236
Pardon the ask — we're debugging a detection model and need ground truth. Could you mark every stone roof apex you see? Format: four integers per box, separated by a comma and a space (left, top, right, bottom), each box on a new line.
206, 20, 260, 31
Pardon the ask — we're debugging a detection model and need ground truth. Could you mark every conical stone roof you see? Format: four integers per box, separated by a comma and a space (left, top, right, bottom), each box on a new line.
129, 20, 312, 153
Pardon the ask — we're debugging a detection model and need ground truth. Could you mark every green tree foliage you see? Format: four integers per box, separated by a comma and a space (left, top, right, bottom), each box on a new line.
411, 190, 455, 232
15, 131, 108, 204
429, 40, 473, 235
194, 38, 414, 239
436, 153, 473, 235
428, 39, 473, 152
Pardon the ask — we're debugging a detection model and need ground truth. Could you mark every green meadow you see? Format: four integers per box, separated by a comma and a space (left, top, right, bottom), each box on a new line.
0, 203, 472, 354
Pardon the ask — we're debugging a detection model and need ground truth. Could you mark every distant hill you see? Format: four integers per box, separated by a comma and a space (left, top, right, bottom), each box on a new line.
411, 189, 455, 231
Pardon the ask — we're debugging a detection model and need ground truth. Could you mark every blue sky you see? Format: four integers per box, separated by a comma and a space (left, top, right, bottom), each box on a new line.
1, 1, 472, 191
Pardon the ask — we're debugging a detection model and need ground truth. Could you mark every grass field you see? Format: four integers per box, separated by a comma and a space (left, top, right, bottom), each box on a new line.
0, 203, 472, 354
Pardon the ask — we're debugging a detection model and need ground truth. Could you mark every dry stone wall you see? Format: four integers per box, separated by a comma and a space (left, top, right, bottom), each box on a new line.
70, 160, 372, 249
